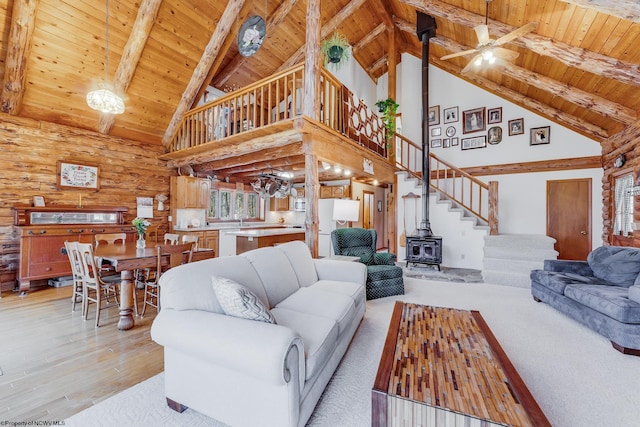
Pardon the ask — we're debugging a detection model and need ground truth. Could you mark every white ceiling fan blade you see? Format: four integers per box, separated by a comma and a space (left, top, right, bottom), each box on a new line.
461, 54, 483, 74
494, 22, 538, 46
474, 25, 490, 45
440, 48, 479, 61
493, 47, 520, 62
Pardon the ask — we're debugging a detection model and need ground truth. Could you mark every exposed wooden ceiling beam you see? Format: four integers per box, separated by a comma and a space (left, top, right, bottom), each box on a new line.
162, 0, 246, 146
1, 0, 40, 114
352, 23, 387, 53
430, 35, 636, 125
367, 54, 388, 75
193, 143, 304, 174
407, 42, 610, 141
213, 0, 299, 89
402, 0, 640, 88
98, 0, 163, 134
278, 0, 368, 71
432, 61, 609, 141
192, 1, 254, 107
165, 127, 304, 168
560, 0, 640, 23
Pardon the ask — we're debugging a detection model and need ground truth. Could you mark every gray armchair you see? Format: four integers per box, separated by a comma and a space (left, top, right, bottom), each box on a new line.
331, 228, 404, 300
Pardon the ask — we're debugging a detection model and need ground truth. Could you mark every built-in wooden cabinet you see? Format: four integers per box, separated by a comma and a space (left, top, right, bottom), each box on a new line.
177, 230, 219, 256
13, 205, 133, 291
269, 196, 290, 211
171, 176, 210, 209
320, 185, 350, 198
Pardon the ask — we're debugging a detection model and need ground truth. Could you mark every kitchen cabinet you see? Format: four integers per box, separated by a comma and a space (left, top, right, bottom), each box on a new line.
320, 185, 350, 199
269, 196, 290, 212
177, 230, 219, 256
13, 205, 133, 291
171, 176, 210, 209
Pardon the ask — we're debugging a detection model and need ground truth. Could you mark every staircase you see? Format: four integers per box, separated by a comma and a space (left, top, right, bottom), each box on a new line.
482, 234, 558, 288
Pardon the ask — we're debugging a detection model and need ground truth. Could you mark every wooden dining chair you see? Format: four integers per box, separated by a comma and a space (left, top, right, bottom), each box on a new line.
94, 233, 127, 275
64, 241, 85, 313
163, 233, 180, 245
138, 242, 194, 317
181, 234, 199, 250
145, 224, 160, 243
94, 233, 127, 245
76, 242, 121, 327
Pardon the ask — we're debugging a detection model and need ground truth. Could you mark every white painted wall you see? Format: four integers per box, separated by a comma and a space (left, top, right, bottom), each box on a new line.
330, 47, 378, 111
385, 54, 604, 268
315, 52, 605, 268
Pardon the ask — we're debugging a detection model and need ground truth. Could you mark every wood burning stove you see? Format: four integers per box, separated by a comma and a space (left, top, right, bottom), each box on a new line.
406, 235, 442, 269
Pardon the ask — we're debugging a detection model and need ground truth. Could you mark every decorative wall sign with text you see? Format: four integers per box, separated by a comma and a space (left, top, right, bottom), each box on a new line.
57, 161, 100, 190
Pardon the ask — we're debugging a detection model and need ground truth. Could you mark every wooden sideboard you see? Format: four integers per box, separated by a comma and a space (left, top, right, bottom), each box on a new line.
13, 205, 135, 291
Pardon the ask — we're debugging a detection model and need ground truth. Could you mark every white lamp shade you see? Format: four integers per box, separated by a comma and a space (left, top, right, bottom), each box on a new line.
332, 199, 360, 222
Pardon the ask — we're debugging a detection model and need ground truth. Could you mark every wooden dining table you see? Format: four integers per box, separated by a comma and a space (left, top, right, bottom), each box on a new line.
94, 242, 215, 330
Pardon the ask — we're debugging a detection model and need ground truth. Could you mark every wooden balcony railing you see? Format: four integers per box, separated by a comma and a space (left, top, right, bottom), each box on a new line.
168, 65, 387, 159
394, 133, 499, 235
168, 64, 306, 152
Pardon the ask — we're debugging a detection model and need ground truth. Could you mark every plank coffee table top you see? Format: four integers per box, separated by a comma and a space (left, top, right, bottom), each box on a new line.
372, 302, 551, 427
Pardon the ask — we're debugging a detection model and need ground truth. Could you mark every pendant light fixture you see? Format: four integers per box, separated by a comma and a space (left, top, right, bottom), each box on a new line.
86, 0, 125, 114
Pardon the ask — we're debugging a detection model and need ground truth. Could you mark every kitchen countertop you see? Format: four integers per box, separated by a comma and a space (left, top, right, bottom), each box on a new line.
224, 228, 306, 237
174, 223, 304, 232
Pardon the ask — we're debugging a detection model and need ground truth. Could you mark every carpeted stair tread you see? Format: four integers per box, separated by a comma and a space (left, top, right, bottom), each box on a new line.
484, 246, 559, 261
484, 234, 557, 249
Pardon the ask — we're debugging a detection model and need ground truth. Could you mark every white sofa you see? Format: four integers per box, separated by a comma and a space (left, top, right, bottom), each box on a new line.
150, 240, 367, 427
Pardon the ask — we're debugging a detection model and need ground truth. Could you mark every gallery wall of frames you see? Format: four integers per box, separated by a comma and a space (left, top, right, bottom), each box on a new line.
428, 104, 550, 151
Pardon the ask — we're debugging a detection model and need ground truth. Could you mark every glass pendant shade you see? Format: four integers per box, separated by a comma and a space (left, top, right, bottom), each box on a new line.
86, 83, 125, 114
87, 0, 124, 114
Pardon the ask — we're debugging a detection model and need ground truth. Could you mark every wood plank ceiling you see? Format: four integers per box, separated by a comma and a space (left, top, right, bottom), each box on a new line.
1, 0, 639, 173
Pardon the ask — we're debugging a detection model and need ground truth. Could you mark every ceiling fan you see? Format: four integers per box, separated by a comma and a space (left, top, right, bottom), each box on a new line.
440, 0, 537, 73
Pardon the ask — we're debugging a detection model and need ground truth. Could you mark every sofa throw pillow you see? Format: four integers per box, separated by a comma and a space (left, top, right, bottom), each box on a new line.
587, 246, 640, 287
211, 276, 276, 324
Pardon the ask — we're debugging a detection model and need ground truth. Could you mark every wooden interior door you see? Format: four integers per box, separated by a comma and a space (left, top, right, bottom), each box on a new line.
547, 179, 592, 260
363, 191, 375, 229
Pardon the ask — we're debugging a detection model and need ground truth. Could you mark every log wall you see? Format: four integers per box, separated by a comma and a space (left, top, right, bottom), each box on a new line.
602, 123, 640, 247
0, 114, 172, 293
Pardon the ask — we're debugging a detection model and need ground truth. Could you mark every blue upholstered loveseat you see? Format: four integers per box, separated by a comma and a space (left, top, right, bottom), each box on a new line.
530, 246, 640, 355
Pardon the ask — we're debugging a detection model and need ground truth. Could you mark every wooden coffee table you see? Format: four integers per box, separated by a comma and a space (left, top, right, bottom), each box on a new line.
372, 302, 550, 427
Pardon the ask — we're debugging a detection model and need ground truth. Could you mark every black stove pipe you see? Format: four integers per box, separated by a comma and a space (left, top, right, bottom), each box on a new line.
416, 12, 437, 237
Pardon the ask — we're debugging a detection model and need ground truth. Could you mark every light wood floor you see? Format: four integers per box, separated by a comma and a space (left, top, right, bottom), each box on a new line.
0, 285, 163, 422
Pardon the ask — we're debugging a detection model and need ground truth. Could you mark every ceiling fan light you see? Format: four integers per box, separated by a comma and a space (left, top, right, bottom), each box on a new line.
489, 56, 496, 64
86, 83, 125, 114
482, 49, 494, 61
474, 57, 483, 66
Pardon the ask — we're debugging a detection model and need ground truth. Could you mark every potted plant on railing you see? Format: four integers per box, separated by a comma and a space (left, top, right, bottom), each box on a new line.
376, 98, 399, 149
321, 31, 350, 70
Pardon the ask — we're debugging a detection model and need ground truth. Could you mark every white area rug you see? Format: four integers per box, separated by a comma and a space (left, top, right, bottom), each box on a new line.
66, 277, 640, 427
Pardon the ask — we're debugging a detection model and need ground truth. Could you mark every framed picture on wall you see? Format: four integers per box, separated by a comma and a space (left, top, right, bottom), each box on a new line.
488, 107, 502, 124
443, 106, 459, 123
431, 127, 441, 137
530, 126, 551, 145
57, 161, 100, 190
461, 135, 487, 150
462, 107, 486, 134
451, 137, 459, 146
508, 118, 524, 135
431, 139, 442, 148
428, 105, 440, 125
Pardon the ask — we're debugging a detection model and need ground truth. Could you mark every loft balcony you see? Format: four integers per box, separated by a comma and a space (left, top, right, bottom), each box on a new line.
159, 64, 398, 186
